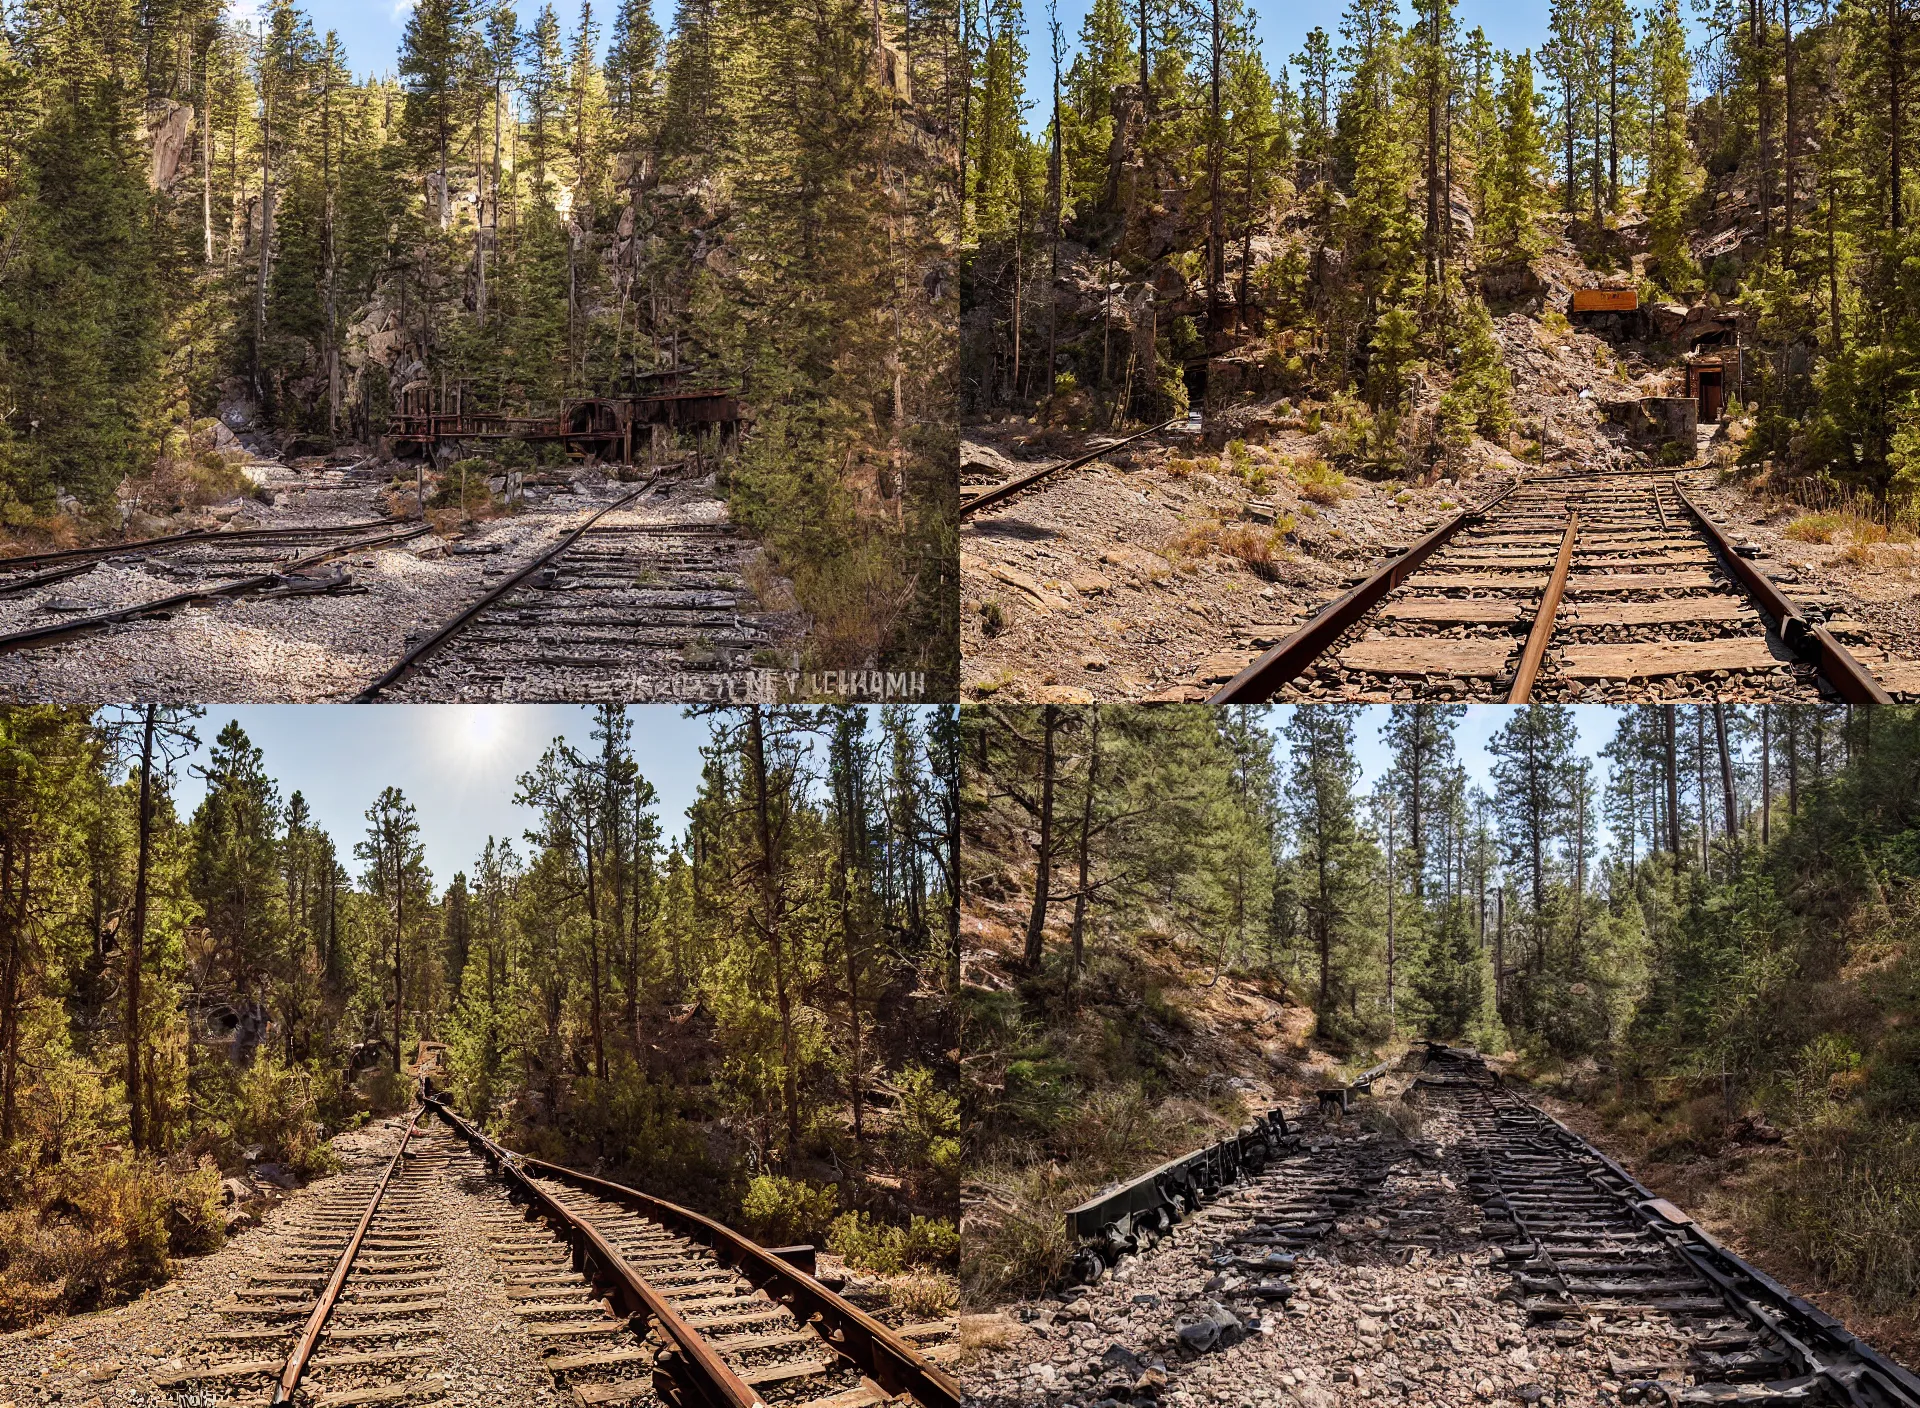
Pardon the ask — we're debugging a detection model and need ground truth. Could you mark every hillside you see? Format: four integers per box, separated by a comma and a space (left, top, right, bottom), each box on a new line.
959, 703, 1920, 1360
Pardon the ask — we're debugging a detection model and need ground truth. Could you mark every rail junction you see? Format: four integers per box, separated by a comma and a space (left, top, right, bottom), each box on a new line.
99, 1098, 958, 1408
1034, 1044, 1919, 1408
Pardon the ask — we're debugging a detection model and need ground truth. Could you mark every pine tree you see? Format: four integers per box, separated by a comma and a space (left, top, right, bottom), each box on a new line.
399, 0, 477, 231
1483, 48, 1545, 257
1643, 0, 1697, 288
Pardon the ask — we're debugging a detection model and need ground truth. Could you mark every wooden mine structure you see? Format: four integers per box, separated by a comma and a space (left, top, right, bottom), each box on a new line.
386, 367, 745, 463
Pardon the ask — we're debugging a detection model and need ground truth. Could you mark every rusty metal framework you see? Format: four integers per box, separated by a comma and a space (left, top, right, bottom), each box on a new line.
387, 369, 745, 463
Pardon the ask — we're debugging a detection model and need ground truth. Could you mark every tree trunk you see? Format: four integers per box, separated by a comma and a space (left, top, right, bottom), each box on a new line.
1714, 703, 1738, 841
582, 814, 605, 1082
1894, 0, 1905, 231
747, 710, 801, 1161
1760, 705, 1771, 844
1663, 707, 1681, 855
1023, 706, 1058, 969
126, 706, 155, 1154
1787, 707, 1800, 814
1069, 706, 1100, 982
392, 851, 404, 1076
202, 41, 213, 264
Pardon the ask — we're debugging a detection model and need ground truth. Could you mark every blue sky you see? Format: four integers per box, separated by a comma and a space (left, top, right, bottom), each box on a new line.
1027, 0, 1712, 132
1035, 0, 1565, 94
163, 705, 711, 886
1269, 704, 1621, 831
239, 0, 630, 79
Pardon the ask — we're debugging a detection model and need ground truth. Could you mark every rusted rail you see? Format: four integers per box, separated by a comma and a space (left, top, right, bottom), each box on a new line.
0, 522, 432, 655
1506, 512, 1577, 703
1210, 481, 1520, 702
426, 1095, 962, 1408
0, 514, 404, 573
270, 1108, 422, 1404
1672, 485, 1893, 704
353, 481, 653, 700
960, 418, 1182, 518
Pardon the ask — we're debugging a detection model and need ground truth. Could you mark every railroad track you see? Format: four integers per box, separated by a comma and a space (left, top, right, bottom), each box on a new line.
959, 418, 1185, 518
0, 516, 431, 655
1211, 471, 1912, 704
1052, 1048, 1920, 1407
122, 1103, 959, 1408
148, 1109, 465, 1406
427, 1096, 961, 1408
1414, 1044, 1920, 1407
359, 475, 786, 701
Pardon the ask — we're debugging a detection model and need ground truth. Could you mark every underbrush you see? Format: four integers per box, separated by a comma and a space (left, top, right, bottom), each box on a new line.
1287, 455, 1351, 505
0, 1155, 223, 1329
121, 419, 257, 518
740, 1173, 839, 1244
828, 1210, 960, 1272
1743, 1114, 1920, 1314
962, 943, 1258, 1302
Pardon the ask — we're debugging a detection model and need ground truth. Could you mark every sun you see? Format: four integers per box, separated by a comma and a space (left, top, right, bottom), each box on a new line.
459, 706, 506, 756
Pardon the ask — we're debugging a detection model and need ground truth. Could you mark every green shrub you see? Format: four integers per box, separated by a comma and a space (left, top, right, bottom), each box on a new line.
827, 1211, 960, 1273
740, 1174, 838, 1245
894, 1065, 959, 1203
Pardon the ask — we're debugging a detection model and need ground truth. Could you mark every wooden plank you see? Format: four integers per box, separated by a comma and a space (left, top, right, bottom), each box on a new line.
1566, 570, 1717, 591
545, 1347, 655, 1373
524, 1319, 631, 1338
1565, 599, 1748, 626
1338, 638, 1515, 677
1558, 638, 1783, 679
1573, 288, 1638, 311
1405, 572, 1546, 590
709, 1329, 818, 1353
1382, 591, 1528, 622
156, 1357, 284, 1385
515, 1299, 614, 1316
1571, 553, 1713, 568
309, 1348, 440, 1371
315, 1379, 447, 1408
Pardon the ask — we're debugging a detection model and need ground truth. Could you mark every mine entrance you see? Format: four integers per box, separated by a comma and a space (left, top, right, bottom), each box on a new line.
1696, 367, 1724, 423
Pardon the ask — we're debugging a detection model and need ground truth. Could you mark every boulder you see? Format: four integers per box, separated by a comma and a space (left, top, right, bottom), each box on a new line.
145, 100, 194, 192
1481, 260, 1548, 306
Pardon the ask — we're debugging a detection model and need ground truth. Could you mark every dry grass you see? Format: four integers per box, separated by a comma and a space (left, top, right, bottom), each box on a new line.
1785, 513, 1848, 544
1288, 456, 1351, 505
958, 1312, 1021, 1355
885, 1272, 960, 1318
1165, 519, 1291, 579
0, 1156, 224, 1330
1741, 1115, 1920, 1320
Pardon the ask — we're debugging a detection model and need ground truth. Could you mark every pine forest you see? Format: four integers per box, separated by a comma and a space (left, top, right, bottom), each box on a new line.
0, 703, 959, 1329
962, 703, 1920, 1364
0, 0, 963, 681
959, 0, 1920, 489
